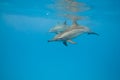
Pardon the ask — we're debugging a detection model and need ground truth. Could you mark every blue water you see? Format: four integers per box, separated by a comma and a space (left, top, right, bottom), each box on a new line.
0, 0, 120, 80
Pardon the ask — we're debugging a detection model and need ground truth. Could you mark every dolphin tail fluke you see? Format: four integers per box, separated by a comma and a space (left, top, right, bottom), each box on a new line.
72, 19, 78, 26
88, 32, 99, 36
62, 41, 68, 46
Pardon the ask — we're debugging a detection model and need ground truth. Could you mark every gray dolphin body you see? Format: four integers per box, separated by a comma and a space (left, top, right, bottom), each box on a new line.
48, 20, 99, 46
49, 21, 69, 34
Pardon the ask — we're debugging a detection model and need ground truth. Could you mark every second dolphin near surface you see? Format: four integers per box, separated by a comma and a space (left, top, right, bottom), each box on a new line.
48, 20, 99, 46
49, 21, 69, 34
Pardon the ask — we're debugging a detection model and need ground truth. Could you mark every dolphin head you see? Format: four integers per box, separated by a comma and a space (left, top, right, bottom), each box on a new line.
49, 25, 61, 32
49, 25, 68, 34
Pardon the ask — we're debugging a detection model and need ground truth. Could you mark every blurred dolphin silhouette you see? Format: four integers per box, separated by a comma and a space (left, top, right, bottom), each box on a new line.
49, 21, 69, 34
48, 19, 99, 46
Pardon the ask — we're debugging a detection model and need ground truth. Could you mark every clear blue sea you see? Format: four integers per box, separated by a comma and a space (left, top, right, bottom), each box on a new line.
0, 0, 120, 80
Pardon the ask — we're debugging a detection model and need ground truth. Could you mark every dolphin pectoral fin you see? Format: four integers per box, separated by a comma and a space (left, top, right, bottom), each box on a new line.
67, 40, 77, 44
88, 32, 99, 36
62, 41, 68, 46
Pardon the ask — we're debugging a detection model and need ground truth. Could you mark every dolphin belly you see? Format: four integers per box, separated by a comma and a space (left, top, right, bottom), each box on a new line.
58, 29, 83, 40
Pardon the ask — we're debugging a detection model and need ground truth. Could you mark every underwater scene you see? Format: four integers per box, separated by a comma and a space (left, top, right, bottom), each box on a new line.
0, 0, 120, 80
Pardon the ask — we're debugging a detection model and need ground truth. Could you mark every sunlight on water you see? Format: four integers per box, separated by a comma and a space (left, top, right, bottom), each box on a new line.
48, 0, 90, 20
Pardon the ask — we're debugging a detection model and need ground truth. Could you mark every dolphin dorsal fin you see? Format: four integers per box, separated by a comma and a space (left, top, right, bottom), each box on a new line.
73, 20, 78, 25
71, 20, 78, 28
63, 20, 67, 25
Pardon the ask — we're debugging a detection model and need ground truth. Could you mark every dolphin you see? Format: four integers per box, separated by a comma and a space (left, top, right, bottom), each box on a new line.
48, 19, 99, 46
49, 21, 69, 34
